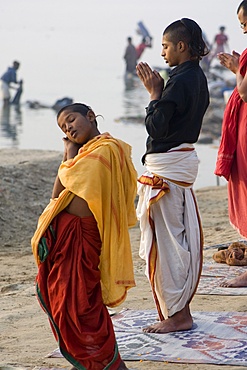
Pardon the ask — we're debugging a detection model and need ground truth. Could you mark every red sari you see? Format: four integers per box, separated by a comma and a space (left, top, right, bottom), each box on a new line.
215, 48, 247, 238
36, 210, 122, 370
228, 101, 247, 238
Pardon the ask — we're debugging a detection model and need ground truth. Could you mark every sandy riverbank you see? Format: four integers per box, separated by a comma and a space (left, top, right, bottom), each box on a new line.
0, 148, 244, 370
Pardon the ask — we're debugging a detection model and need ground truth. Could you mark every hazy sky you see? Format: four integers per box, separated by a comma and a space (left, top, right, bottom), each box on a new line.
0, 0, 245, 100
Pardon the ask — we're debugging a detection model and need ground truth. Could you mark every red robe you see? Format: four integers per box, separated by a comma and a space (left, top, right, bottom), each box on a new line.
215, 48, 247, 238
36, 210, 122, 370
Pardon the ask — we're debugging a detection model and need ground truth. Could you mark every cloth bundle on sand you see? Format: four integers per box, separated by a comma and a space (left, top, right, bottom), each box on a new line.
213, 242, 247, 266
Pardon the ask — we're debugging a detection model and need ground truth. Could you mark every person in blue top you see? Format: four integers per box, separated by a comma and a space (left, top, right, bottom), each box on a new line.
0, 61, 21, 106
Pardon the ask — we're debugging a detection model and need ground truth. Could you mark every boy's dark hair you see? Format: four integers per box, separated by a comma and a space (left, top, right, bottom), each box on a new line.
57, 103, 98, 126
237, 0, 247, 15
163, 18, 209, 60
57, 103, 90, 118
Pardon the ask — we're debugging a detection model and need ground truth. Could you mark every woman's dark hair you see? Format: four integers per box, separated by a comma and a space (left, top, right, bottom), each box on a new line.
163, 18, 209, 60
237, 0, 247, 15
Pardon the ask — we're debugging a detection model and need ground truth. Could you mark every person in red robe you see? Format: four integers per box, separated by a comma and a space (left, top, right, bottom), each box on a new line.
215, 0, 247, 288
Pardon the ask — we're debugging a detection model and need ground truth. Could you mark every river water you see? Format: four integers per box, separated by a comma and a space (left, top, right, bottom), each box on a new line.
1, 0, 241, 189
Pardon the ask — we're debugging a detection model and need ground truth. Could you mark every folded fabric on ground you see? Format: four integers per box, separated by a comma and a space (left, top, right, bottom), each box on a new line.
47, 309, 247, 366
197, 262, 247, 295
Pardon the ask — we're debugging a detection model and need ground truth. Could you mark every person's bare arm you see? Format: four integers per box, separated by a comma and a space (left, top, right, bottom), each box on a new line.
52, 175, 65, 199
236, 65, 247, 102
52, 137, 81, 199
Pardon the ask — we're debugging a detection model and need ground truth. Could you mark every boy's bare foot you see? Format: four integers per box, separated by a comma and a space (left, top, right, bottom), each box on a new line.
143, 304, 193, 334
220, 271, 247, 287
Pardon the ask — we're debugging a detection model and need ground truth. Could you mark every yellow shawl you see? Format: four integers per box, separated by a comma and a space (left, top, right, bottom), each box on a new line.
31, 134, 137, 307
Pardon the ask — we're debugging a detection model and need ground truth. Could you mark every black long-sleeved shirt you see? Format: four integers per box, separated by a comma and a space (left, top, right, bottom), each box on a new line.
142, 60, 209, 164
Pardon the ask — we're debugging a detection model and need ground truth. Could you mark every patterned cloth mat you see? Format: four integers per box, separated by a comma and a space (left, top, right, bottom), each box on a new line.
115, 309, 247, 365
47, 309, 247, 366
197, 262, 247, 295
196, 240, 247, 295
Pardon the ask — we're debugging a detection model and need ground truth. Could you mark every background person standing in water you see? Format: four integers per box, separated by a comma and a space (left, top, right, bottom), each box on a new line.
136, 18, 209, 334
0, 61, 21, 106
123, 37, 137, 75
209, 26, 230, 64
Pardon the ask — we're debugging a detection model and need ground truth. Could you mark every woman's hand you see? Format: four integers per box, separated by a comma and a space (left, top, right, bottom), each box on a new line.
62, 137, 82, 161
217, 51, 240, 74
136, 62, 164, 100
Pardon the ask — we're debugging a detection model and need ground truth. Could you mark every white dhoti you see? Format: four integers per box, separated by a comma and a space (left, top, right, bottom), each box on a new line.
137, 144, 203, 319
0, 80, 10, 100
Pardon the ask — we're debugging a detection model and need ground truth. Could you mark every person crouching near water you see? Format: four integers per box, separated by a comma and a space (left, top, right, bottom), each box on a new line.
136, 18, 209, 334
31, 103, 137, 369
